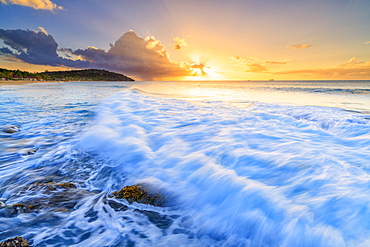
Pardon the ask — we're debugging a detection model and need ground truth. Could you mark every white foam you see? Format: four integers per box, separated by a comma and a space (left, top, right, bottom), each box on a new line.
76, 89, 370, 246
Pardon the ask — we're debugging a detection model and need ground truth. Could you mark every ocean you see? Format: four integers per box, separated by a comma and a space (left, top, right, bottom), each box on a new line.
0, 80, 369, 246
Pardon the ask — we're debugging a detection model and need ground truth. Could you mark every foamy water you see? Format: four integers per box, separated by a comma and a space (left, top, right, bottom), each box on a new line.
0, 81, 369, 246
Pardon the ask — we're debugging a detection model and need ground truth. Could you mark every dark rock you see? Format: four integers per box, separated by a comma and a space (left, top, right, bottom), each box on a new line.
1, 182, 92, 216
0, 236, 29, 247
2, 126, 19, 134
111, 184, 166, 206
106, 199, 128, 212
18, 148, 37, 156
26, 149, 37, 155
26, 182, 77, 190
135, 209, 173, 229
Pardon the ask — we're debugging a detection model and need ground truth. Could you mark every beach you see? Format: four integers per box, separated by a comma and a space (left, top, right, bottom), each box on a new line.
0, 80, 61, 86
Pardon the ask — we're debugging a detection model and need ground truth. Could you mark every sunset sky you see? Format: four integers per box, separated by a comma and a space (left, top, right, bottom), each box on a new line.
1, 0, 369, 81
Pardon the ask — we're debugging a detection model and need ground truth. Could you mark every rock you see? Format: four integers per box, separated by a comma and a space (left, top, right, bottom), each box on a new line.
134, 209, 173, 229
0, 236, 29, 247
111, 184, 166, 206
18, 148, 37, 155
105, 199, 128, 212
26, 149, 37, 155
26, 182, 77, 190
2, 126, 20, 134
1, 182, 92, 216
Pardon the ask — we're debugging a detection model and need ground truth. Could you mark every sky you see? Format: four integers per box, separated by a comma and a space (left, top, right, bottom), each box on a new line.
0, 0, 369, 81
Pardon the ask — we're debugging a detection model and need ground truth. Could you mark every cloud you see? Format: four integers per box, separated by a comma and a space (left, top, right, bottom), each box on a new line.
0, 0, 63, 10
38, 27, 48, 35
266, 61, 286, 64
74, 31, 190, 80
364, 41, 370, 44
246, 63, 267, 73
181, 63, 207, 76
0, 29, 191, 80
172, 37, 188, 50
0, 29, 86, 67
231, 56, 248, 67
276, 57, 370, 78
0, 47, 13, 54
335, 57, 364, 68
231, 56, 267, 73
288, 44, 313, 50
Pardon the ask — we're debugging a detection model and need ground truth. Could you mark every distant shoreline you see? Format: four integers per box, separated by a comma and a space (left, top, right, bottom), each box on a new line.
0, 80, 61, 86
0, 80, 134, 87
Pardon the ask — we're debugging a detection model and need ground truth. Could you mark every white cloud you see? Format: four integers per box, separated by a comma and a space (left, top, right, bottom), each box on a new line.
172, 37, 188, 50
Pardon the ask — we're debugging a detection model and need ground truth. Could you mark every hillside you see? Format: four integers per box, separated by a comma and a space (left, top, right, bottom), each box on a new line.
0, 68, 134, 81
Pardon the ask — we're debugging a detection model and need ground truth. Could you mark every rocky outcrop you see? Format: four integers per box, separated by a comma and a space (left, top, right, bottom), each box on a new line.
0, 237, 29, 247
111, 184, 166, 206
0, 182, 93, 216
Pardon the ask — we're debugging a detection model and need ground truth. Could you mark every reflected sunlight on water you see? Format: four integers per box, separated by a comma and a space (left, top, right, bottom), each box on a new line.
132, 80, 370, 114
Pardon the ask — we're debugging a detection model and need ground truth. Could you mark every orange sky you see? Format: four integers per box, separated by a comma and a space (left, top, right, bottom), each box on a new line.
1, 0, 370, 81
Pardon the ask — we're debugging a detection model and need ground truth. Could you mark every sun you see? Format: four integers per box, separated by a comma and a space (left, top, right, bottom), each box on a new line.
183, 62, 225, 81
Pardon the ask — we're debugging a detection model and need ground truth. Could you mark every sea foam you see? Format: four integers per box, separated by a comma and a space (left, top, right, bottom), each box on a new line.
75, 89, 370, 246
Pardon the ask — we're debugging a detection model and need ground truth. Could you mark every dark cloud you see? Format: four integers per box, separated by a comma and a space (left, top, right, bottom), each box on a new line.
82, 31, 190, 80
0, 47, 13, 54
73, 47, 109, 63
0, 29, 190, 80
0, 29, 88, 67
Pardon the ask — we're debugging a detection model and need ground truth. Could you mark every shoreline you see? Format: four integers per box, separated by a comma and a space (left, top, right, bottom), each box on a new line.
0, 80, 61, 86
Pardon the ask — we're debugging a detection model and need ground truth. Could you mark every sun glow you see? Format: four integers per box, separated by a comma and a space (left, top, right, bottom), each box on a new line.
182, 54, 226, 81
183, 65, 225, 81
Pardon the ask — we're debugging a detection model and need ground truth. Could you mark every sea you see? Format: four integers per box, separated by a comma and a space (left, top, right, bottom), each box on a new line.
0, 80, 369, 247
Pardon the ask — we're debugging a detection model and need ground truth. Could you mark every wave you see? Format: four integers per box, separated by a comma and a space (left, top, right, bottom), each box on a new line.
72, 89, 370, 246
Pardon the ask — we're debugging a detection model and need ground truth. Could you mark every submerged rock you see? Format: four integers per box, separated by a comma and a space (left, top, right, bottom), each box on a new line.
1, 182, 93, 216
27, 182, 77, 190
105, 199, 128, 212
18, 148, 37, 156
2, 126, 20, 134
112, 184, 166, 206
0, 236, 29, 247
135, 209, 173, 229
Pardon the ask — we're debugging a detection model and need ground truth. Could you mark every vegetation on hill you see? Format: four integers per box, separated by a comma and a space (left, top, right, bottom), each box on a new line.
0, 68, 134, 81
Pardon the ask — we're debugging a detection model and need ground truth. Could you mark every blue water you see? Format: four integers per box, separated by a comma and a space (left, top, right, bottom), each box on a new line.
0, 81, 369, 246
